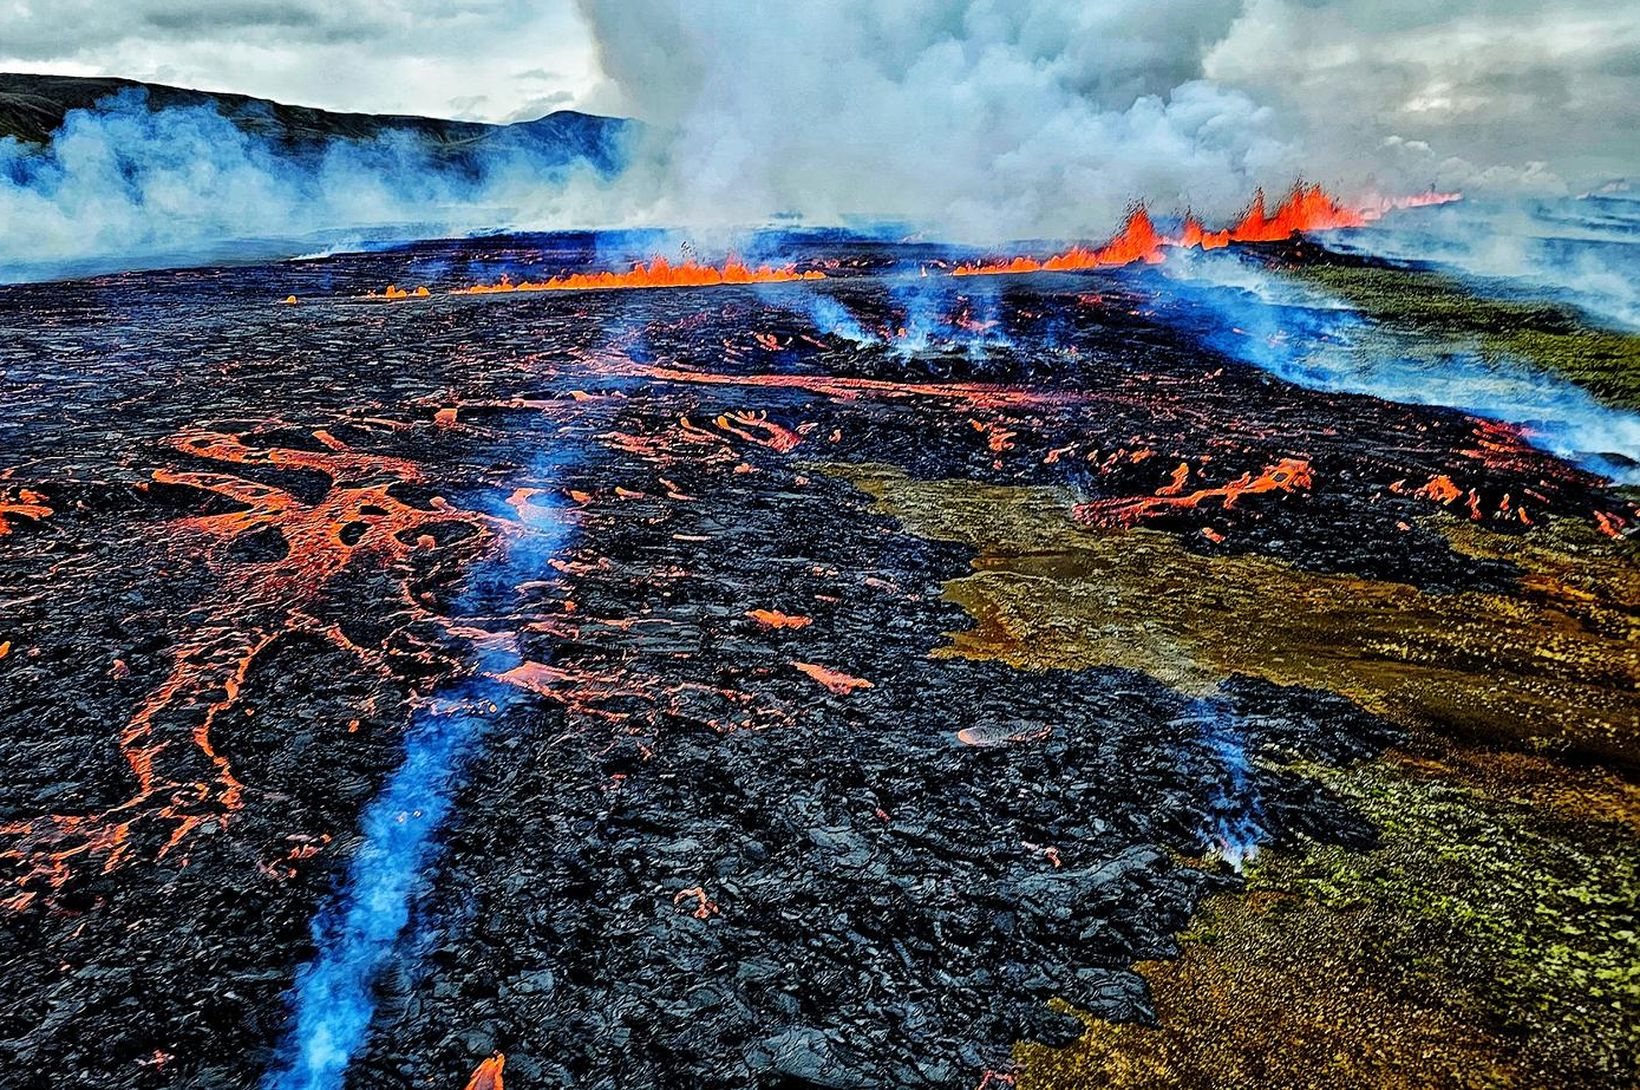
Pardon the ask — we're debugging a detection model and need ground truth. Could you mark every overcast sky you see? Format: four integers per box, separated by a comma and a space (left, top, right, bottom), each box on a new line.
0, 1, 605, 122
3, 0, 1635, 199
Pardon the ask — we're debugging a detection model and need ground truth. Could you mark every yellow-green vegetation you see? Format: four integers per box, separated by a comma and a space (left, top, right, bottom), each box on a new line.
1266, 757, 1638, 1080
829, 463, 1640, 764
1287, 262, 1640, 411
821, 462, 1640, 1087
1016, 749, 1640, 1089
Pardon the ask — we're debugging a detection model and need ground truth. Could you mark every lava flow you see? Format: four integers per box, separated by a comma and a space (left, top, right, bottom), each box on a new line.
298, 185, 1464, 309
3, 220, 1633, 1090
0, 486, 51, 534
955, 183, 1461, 277
1075, 458, 1316, 528
451, 255, 824, 295
0, 427, 495, 911
464, 1054, 504, 1090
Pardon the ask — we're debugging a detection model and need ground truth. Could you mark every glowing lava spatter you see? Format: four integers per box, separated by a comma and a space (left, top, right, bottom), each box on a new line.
954, 184, 1461, 278
452, 256, 824, 295
293, 186, 1459, 305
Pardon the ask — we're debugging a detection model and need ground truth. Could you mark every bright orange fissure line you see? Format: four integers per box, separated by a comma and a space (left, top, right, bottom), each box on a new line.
950, 183, 1460, 278
287, 183, 1458, 304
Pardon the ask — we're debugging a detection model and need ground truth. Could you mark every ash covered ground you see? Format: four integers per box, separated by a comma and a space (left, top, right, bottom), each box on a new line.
0, 235, 1635, 1089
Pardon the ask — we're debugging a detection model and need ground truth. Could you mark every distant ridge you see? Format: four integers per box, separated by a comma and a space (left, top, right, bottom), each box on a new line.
0, 72, 629, 168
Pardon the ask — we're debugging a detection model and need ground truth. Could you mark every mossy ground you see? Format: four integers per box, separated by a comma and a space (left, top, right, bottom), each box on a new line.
1283, 262, 1640, 413
830, 463, 1639, 764
823, 462, 1640, 1088
1016, 746, 1638, 1089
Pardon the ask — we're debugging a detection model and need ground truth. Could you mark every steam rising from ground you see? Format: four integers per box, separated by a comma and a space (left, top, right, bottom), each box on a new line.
1164, 248, 1640, 483
265, 685, 496, 1090
1331, 194, 1640, 332
265, 486, 573, 1090
576, 0, 1298, 239
0, 89, 617, 282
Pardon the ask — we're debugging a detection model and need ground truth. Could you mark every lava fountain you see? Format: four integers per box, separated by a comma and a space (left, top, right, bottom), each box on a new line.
954, 184, 1462, 278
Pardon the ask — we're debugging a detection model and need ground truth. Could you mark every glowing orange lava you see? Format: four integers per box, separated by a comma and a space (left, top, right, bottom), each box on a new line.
955, 206, 1166, 277
464, 1054, 505, 1090
287, 185, 1460, 306
1075, 457, 1314, 528
954, 184, 1462, 279
0, 487, 51, 534
747, 609, 813, 630
452, 256, 824, 296
2, 428, 497, 911
792, 661, 873, 695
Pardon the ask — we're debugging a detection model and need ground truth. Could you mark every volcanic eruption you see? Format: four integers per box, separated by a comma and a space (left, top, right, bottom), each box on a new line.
0, 7, 1635, 1090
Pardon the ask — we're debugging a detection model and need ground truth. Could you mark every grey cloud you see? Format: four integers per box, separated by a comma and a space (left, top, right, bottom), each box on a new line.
0, 2, 389, 57
0, 1, 595, 121
3, 0, 1634, 239
1204, 0, 1640, 191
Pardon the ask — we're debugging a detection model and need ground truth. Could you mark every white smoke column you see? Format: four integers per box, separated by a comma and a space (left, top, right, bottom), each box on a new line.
573, 0, 1318, 241
1190, 699, 1266, 872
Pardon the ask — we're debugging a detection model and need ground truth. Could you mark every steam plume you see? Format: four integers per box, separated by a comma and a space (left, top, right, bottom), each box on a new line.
264, 488, 573, 1090
0, 88, 618, 282
1163, 249, 1640, 482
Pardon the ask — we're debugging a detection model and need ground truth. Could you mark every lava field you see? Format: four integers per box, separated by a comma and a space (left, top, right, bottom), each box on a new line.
0, 236, 1634, 1089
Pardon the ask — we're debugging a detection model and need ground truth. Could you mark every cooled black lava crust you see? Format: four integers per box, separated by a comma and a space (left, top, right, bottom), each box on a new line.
0, 236, 1610, 1088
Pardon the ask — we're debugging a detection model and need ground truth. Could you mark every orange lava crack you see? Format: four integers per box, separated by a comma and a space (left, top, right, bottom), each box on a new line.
1075, 457, 1314, 528
3, 427, 499, 911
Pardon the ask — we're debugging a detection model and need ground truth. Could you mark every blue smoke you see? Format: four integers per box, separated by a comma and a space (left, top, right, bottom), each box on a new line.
264, 483, 573, 1090
806, 293, 877, 345
1160, 248, 1640, 483
265, 683, 497, 1090
0, 89, 622, 283
1192, 701, 1265, 872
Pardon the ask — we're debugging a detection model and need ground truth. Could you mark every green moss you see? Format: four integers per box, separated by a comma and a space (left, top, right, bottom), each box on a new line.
1249, 758, 1640, 1081
820, 460, 1640, 1086
1286, 263, 1640, 411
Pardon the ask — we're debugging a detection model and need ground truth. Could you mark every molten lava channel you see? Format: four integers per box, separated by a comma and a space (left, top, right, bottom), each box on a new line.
311, 183, 1457, 307
450, 255, 824, 296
